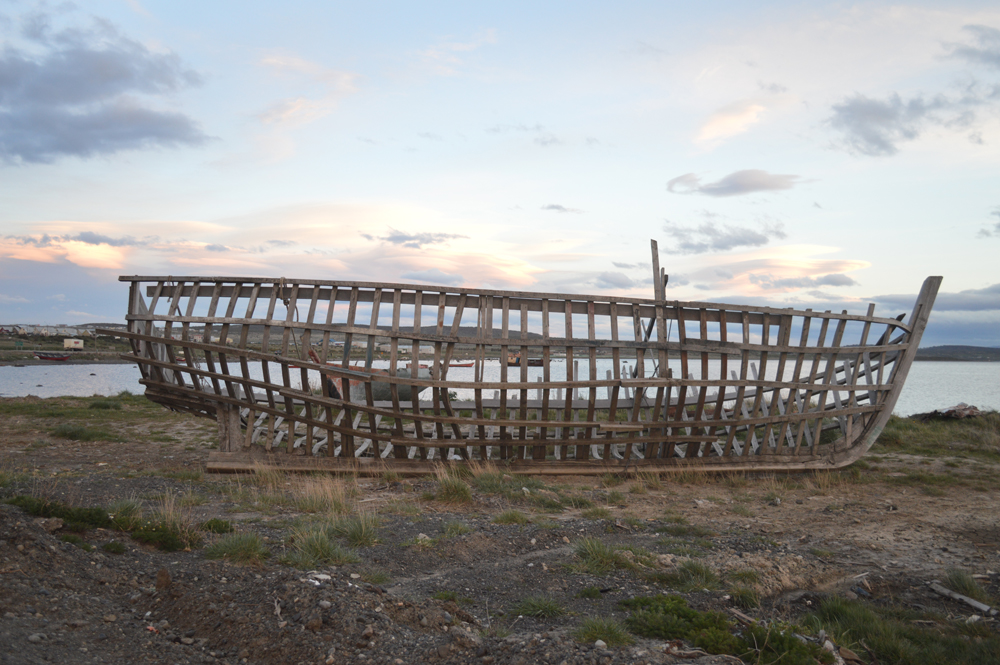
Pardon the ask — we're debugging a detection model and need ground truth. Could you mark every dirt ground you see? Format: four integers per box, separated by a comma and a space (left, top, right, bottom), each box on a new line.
1, 395, 998, 665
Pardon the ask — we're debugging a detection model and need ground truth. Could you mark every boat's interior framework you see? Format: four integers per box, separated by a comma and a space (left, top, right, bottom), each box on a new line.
107, 243, 940, 474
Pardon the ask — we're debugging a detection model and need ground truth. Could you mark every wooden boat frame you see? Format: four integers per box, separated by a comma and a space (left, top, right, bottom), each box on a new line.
106, 241, 941, 475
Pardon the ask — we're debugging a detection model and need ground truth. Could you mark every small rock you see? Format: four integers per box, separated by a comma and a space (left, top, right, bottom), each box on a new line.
103, 614, 116, 623
521, 487, 531, 496
27, 634, 46, 643
34, 517, 63, 533
181, 637, 195, 645
305, 616, 323, 631
770, 497, 782, 506
362, 625, 374, 639
442, 611, 453, 624
350, 573, 361, 579
594, 639, 607, 649
417, 533, 432, 541
319, 600, 332, 609
845, 590, 858, 600
156, 568, 172, 590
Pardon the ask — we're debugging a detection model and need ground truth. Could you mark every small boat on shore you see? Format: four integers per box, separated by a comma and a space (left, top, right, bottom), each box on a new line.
108, 239, 940, 475
33, 351, 70, 362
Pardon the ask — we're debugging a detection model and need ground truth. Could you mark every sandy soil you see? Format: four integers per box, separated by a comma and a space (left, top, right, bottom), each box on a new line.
1, 396, 998, 665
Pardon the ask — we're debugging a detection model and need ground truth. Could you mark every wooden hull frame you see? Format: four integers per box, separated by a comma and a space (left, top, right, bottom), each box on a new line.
105, 243, 940, 475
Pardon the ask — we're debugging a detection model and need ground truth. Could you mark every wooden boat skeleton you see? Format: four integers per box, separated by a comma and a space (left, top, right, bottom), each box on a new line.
104, 240, 941, 474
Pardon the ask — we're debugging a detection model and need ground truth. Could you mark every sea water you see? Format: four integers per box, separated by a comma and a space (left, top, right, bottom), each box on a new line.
0, 360, 996, 417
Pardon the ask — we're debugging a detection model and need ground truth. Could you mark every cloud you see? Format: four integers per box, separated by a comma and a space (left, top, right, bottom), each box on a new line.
748, 273, 857, 289
0, 10, 207, 163
978, 207, 1000, 238
6, 231, 150, 247
534, 134, 562, 147
486, 123, 544, 134
612, 261, 651, 270
257, 54, 358, 127
204, 244, 228, 252
667, 170, 802, 197
874, 283, 1000, 312
594, 272, 634, 289
828, 93, 954, 156
416, 29, 497, 76
541, 204, 582, 214
661, 220, 786, 254
696, 100, 766, 144
946, 25, 1000, 70
379, 229, 468, 249
0, 293, 29, 304
400, 268, 465, 286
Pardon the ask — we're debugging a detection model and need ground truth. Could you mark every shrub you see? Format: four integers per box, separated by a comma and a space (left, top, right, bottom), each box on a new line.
441, 521, 472, 538
108, 497, 144, 531
284, 525, 360, 568
102, 541, 127, 554
656, 560, 720, 592
581, 507, 612, 520
435, 475, 473, 504
576, 586, 603, 599
59, 534, 94, 551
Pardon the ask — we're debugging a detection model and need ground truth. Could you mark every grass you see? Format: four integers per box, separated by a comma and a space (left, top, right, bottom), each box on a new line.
441, 521, 472, 538
728, 569, 761, 585
944, 568, 993, 604
292, 476, 352, 514
600, 472, 625, 487
328, 512, 379, 547
50, 423, 121, 442
204, 532, 270, 565
731, 504, 755, 517
512, 595, 566, 618
808, 596, 1000, 665
494, 509, 529, 525
621, 594, 742, 654
652, 560, 721, 592
606, 490, 626, 506
655, 523, 715, 538
581, 507, 612, 520
6, 495, 112, 531
729, 585, 760, 609
434, 467, 473, 504
283, 524, 360, 568
431, 590, 472, 604
102, 541, 127, 554
576, 586, 603, 599
572, 537, 654, 574
130, 491, 202, 551
874, 412, 1000, 463
809, 547, 835, 559
573, 617, 634, 646
380, 499, 422, 517
200, 518, 233, 534
361, 569, 391, 584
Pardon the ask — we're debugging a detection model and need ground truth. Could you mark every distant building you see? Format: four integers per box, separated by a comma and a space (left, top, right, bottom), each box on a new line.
64, 339, 84, 350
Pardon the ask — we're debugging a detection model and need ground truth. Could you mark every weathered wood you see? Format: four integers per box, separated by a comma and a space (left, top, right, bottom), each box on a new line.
106, 250, 941, 474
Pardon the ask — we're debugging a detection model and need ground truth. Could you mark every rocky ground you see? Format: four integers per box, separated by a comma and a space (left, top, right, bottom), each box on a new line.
2, 395, 999, 665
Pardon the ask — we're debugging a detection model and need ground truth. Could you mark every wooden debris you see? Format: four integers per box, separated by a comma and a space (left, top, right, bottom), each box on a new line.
929, 581, 998, 616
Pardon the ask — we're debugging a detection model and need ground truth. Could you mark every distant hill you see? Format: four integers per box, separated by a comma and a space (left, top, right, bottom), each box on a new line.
915, 345, 1000, 361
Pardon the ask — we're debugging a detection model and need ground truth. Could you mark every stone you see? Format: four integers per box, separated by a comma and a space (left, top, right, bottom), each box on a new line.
103, 614, 116, 623
28, 634, 46, 643
319, 600, 332, 609
34, 517, 63, 533
156, 568, 172, 590
594, 640, 607, 649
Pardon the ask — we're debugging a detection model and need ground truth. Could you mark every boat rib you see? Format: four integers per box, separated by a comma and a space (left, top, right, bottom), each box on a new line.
103, 241, 941, 475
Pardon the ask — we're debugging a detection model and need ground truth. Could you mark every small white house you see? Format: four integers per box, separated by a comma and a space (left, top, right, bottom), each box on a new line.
64, 338, 84, 350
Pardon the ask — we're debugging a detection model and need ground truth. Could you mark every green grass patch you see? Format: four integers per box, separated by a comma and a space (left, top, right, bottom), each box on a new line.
600, 472, 625, 487
200, 518, 234, 534
729, 585, 760, 609
576, 585, 603, 599
581, 507, 612, 520
431, 590, 472, 604
6, 495, 112, 531
573, 537, 654, 574
606, 490, 626, 506
88, 399, 122, 410
441, 521, 472, 538
328, 512, 379, 547
494, 509, 529, 525
650, 560, 720, 592
809, 547, 835, 559
102, 541, 127, 554
655, 523, 714, 538
621, 594, 741, 654
573, 617, 634, 646
107, 497, 144, 531
944, 568, 993, 604
562, 495, 594, 509
874, 412, 1000, 463
50, 423, 122, 442
361, 569, 391, 585
512, 595, 566, 618
435, 475, 473, 504
808, 596, 1000, 665
204, 532, 270, 565
283, 525, 360, 568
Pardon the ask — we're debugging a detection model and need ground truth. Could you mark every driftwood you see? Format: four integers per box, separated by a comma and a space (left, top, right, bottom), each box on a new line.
102, 240, 941, 474
929, 581, 998, 616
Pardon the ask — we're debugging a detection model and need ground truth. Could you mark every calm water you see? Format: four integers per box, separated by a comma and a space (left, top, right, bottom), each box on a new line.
0, 360, 996, 417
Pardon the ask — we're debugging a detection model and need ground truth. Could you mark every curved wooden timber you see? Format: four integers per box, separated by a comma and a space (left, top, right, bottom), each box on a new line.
103, 241, 941, 475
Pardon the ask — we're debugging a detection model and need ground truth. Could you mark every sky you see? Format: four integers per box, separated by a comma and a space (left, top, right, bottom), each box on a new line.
0, 0, 998, 347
